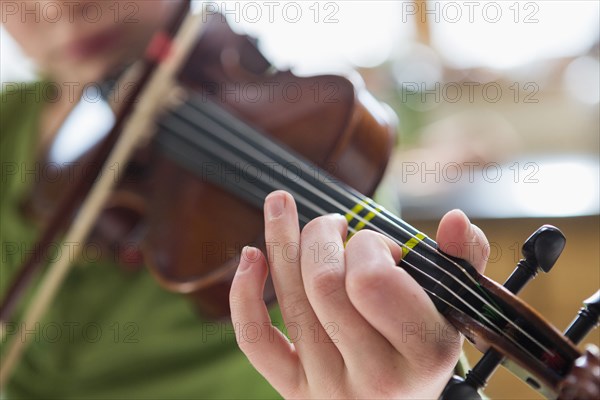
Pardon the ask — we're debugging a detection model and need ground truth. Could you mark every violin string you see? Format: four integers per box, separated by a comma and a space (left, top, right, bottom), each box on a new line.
174, 100, 519, 323
157, 121, 551, 363
177, 101, 547, 350
163, 99, 554, 357
157, 100, 553, 358
185, 99, 483, 290
158, 111, 529, 356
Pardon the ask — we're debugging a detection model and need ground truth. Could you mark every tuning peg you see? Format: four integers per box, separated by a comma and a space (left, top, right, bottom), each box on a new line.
439, 376, 482, 400
585, 291, 600, 316
522, 225, 566, 273
564, 290, 600, 344
504, 225, 566, 293
444, 226, 567, 397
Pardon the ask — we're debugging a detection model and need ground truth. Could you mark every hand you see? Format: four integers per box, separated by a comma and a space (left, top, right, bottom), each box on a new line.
229, 190, 489, 399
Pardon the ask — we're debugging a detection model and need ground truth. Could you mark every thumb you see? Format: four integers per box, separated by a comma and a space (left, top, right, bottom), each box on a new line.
436, 209, 489, 274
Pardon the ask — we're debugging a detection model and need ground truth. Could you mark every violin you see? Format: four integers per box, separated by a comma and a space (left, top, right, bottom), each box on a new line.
16, 10, 396, 319
0, 3, 598, 399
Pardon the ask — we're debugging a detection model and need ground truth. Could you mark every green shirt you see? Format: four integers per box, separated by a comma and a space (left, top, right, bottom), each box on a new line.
1, 84, 281, 399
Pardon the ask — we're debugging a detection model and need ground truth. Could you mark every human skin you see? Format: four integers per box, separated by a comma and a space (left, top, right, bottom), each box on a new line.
230, 191, 489, 399
2, 0, 184, 83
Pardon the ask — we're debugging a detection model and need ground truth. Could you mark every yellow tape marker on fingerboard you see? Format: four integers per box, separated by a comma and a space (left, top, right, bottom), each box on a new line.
344, 199, 383, 243
345, 201, 366, 224
401, 233, 427, 258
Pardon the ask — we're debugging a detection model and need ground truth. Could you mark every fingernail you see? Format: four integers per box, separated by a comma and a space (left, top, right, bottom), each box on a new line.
265, 193, 285, 220
452, 208, 469, 222
238, 246, 257, 271
327, 213, 346, 222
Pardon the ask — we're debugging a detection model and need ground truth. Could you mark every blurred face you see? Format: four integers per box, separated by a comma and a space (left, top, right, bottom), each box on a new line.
2, 0, 184, 82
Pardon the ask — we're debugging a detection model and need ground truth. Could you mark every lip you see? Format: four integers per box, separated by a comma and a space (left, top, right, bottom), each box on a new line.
66, 26, 124, 60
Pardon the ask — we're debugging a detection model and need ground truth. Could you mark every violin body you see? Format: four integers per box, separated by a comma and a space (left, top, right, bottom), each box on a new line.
25, 14, 397, 318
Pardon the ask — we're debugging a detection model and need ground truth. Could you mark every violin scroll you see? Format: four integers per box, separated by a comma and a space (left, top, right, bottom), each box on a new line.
441, 227, 599, 399
558, 345, 600, 400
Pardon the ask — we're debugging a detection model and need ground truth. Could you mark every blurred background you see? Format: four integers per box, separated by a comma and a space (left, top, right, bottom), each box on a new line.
2, 1, 598, 398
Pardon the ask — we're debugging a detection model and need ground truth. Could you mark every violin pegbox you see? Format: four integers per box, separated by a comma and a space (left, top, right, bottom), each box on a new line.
441, 226, 599, 400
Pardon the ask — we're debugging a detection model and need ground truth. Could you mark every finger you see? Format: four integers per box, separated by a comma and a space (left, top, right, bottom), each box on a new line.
345, 230, 462, 377
436, 209, 489, 273
229, 246, 301, 392
264, 191, 342, 369
300, 215, 396, 367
